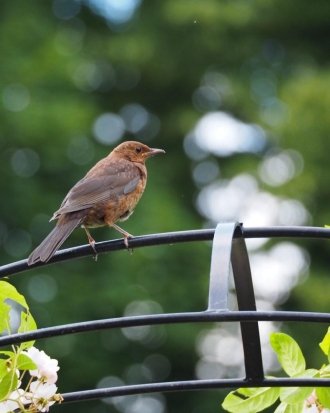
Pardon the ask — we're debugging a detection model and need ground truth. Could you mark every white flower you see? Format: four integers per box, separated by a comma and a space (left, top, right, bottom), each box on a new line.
25, 347, 59, 384
0, 388, 29, 413
0, 399, 19, 413
29, 380, 58, 412
10, 388, 30, 405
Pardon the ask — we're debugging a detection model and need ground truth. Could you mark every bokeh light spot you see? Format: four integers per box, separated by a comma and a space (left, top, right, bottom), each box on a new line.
121, 300, 163, 343
11, 148, 40, 178
183, 133, 208, 161
2, 84, 30, 112
124, 363, 152, 384
196, 327, 244, 379
192, 111, 266, 157
97, 376, 125, 406
87, 0, 141, 25
120, 103, 149, 134
197, 173, 308, 228
250, 242, 309, 304
259, 150, 304, 186
120, 103, 161, 140
192, 86, 222, 111
193, 161, 219, 186
93, 112, 125, 145
260, 97, 289, 126
27, 274, 58, 303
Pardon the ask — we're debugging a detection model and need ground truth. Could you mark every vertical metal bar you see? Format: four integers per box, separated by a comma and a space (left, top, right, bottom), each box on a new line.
207, 222, 264, 380
231, 225, 264, 380
207, 223, 237, 311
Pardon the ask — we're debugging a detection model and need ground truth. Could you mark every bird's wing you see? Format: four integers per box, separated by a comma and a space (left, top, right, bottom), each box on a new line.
52, 164, 141, 218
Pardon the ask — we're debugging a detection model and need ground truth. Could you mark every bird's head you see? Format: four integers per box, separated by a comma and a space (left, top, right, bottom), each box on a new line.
112, 141, 165, 163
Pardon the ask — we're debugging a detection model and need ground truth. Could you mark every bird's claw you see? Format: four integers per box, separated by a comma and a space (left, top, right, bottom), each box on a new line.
124, 235, 133, 255
90, 240, 98, 261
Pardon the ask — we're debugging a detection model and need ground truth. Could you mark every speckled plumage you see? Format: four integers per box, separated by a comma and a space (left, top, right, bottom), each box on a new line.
27, 141, 164, 265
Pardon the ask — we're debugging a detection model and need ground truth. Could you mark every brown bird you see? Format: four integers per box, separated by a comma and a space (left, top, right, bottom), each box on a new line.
27, 141, 165, 265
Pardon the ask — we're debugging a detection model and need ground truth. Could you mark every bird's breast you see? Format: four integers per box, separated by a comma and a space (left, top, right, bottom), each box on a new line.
105, 176, 146, 225
82, 173, 147, 228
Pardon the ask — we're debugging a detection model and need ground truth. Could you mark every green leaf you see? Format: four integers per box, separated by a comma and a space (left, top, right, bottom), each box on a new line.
0, 351, 14, 358
274, 401, 304, 413
0, 370, 18, 401
279, 369, 318, 404
18, 310, 36, 333
0, 301, 10, 335
0, 281, 29, 309
320, 364, 330, 378
0, 359, 8, 381
222, 387, 279, 413
237, 388, 261, 397
280, 387, 312, 405
0, 281, 30, 335
18, 310, 37, 349
319, 327, 330, 359
316, 387, 330, 408
270, 333, 306, 377
16, 353, 37, 371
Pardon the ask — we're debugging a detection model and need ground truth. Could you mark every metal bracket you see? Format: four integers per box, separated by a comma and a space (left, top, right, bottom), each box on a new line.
207, 222, 264, 380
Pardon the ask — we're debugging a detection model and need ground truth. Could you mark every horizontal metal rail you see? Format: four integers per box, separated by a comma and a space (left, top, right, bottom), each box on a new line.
62, 377, 330, 403
1, 311, 330, 347
1, 226, 330, 278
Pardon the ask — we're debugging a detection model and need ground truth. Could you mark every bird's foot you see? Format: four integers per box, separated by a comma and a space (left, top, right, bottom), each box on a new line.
90, 240, 98, 261
124, 235, 134, 254
110, 223, 134, 253
83, 226, 98, 261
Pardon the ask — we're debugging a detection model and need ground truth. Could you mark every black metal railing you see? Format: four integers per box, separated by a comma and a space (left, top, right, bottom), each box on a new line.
1, 223, 330, 405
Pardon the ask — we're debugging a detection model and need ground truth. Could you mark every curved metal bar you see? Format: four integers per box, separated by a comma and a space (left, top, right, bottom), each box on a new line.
61, 377, 330, 403
231, 224, 264, 379
1, 226, 330, 278
1, 311, 330, 347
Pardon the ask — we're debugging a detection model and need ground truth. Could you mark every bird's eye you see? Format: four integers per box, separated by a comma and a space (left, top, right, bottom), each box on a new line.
135, 147, 142, 154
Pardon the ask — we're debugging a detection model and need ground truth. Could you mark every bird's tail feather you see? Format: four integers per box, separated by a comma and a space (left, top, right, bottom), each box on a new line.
28, 217, 82, 265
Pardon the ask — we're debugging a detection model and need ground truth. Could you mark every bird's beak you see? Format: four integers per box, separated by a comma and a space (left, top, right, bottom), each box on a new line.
147, 147, 166, 157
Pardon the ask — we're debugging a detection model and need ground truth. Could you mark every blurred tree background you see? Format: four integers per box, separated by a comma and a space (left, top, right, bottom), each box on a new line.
1, 0, 330, 412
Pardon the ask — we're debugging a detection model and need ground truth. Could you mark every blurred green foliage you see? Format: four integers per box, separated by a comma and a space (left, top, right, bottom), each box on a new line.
0, 0, 330, 412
